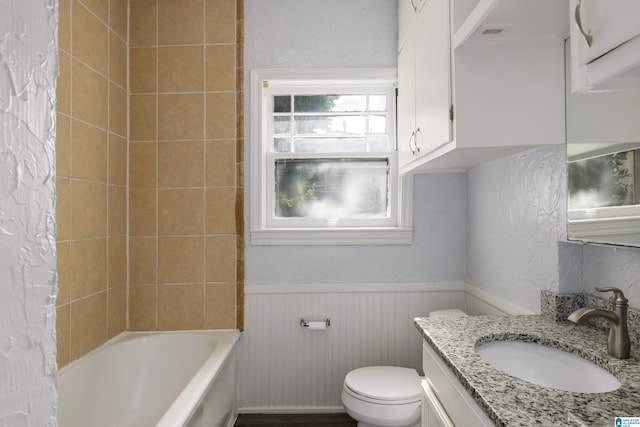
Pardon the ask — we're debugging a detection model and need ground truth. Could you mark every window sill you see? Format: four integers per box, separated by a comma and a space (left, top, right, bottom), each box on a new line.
250, 227, 413, 246
568, 216, 640, 237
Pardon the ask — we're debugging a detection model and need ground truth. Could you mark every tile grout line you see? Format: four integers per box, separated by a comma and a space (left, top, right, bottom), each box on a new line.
203, 0, 207, 329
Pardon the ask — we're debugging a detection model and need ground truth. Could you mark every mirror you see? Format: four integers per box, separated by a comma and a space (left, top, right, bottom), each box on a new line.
565, 39, 640, 246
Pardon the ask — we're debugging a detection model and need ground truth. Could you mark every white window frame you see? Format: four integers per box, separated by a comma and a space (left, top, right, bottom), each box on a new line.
567, 144, 640, 239
250, 68, 413, 246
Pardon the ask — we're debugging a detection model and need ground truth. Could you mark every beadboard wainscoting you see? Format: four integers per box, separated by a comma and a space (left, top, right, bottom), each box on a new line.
238, 282, 467, 412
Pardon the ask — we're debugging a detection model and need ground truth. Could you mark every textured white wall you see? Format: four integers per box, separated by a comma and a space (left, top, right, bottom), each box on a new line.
582, 245, 640, 308
0, 0, 58, 425
467, 144, 640, 312
466, 145, 567, 314
560, 241, 640, 309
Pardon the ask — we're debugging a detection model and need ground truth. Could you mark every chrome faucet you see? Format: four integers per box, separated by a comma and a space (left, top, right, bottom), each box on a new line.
568, 287, 630, 359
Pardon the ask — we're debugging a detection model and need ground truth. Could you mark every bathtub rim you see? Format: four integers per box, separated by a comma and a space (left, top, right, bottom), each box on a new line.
58, 329, 242, 427
157, 329, 241, 427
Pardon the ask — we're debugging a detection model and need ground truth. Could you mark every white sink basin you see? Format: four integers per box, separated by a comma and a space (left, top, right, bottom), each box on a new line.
476, 340, 621, 393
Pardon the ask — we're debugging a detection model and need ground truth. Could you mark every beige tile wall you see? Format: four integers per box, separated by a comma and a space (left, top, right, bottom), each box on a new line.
128, 0, 243, 331
56, 0, 129, 367
56, 0, 243, 367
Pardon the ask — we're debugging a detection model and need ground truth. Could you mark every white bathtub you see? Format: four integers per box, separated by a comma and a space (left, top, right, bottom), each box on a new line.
58, 330, 241, 427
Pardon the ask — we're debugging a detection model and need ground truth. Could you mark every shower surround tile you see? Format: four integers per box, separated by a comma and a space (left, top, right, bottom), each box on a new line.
128, 0, 243, 332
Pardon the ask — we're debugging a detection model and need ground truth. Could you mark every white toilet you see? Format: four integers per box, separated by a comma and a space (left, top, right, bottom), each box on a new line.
341, 309, 468, 427
341, 366, 421, 427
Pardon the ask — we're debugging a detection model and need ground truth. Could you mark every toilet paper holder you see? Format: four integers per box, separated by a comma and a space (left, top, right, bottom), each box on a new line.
300, 318, 331, 328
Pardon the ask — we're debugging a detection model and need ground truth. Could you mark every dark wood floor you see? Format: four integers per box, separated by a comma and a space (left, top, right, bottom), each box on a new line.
234, 413, 357, 427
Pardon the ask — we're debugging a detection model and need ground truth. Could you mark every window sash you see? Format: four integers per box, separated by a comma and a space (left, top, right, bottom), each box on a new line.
261, 79, 397, 229
265, 152, 398, 228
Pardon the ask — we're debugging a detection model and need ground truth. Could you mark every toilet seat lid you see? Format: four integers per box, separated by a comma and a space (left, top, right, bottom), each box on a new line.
344, 367, 421, 402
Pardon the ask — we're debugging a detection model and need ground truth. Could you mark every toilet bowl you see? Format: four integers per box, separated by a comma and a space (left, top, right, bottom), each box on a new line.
341, 366, 421, 427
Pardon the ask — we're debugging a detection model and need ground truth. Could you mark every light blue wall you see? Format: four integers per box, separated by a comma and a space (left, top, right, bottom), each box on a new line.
244, 0, 397, 69
244, 0, 466, 285
244, 1, 640, 308
247, 173, 466, 284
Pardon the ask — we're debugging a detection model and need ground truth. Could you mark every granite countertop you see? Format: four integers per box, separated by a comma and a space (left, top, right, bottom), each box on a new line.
414, 315, 640, 426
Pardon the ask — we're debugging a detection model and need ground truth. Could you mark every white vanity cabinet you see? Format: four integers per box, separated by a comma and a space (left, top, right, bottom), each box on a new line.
421, 342, 493, 427
421, 380, 454, 427
569, 0, 640, 91
398, 0, 567, 173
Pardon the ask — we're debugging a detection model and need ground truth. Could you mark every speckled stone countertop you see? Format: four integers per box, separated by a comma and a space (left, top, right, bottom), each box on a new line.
414, 315, 640, 426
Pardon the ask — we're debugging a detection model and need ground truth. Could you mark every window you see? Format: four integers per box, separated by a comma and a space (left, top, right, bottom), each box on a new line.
250, 69, 412, 245
568, 146, 640, 238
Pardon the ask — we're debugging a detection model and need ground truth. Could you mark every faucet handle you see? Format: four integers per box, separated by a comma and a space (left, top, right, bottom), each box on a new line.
596, 287, 629, 305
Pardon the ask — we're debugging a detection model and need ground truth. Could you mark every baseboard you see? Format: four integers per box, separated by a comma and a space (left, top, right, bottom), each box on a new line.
464, 283, 535, 315
238, 406, 346, 414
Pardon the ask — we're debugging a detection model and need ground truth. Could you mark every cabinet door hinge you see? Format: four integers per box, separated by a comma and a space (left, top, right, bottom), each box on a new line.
449, 105, 454, 121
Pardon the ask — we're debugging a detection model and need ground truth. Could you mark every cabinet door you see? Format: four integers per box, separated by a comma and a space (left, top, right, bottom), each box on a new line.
573, 0, 640, 65
397, 36, 417, 167
399, 0, 427, 51
422, 380, 454, 427
566, 40, 640, 145
414, 0, 452, 155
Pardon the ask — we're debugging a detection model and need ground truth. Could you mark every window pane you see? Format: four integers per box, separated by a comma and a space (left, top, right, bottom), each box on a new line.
274, 96, 291, 113
274, 158, 389, 218
295, 115, 366, 135
273, 138, 292, 152
369, 95, 387, 112
568, 150, 637, 209
294, 95, 335, 112
368, 136, 390, 152
330, 95, 367, 112
273, 116, 291, 134
294, 95, 367, 112
368, 115, 387, 134
294, 138, 367, 153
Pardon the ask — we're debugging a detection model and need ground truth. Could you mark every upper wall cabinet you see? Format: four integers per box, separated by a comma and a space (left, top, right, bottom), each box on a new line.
398, 0, 452, 169
569, 0, 640, 92
398, 0, 568, 173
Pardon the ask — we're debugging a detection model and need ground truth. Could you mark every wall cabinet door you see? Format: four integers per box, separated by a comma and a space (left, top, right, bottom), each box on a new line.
398, 0, 452, 171
399, 0, 426, 51
570, 0, 640, 91
413, 0, 452, 156
573, 0, 640, 65
397, 37, 417, 167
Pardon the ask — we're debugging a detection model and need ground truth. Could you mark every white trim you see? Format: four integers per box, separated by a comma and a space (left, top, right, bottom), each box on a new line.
250, 227, 413, 246
251, 68, 399, 84
464, 283, 535, 315
250, 68, 413, 246
568, 214, 640, 238
244, 281, 467, 295
238, 407, 346, 415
